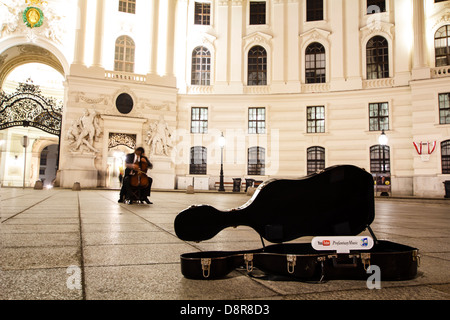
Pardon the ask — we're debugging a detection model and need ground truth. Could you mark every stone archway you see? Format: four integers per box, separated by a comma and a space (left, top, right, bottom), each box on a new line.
0, 43, 66, 89
0, 42, 67, 187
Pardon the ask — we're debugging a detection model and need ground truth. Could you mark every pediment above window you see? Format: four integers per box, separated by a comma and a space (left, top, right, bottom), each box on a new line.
360, 21, 395, 41
243, 31, 273, 50
299, 28, 331, 44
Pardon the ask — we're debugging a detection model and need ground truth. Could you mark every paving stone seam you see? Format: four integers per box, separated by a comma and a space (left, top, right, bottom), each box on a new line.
1, 193, 60, 224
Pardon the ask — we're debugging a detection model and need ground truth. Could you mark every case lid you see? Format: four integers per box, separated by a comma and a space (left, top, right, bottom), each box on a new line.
175, 165, 375, 243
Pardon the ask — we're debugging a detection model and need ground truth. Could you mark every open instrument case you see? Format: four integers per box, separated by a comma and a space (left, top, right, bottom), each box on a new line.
174, 165, 419, 282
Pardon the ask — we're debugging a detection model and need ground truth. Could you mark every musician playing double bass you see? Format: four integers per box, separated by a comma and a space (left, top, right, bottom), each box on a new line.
119, 147, 153, 204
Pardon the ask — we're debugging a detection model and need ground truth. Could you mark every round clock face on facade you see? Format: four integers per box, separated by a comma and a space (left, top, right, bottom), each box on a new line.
115, 93, 134, 114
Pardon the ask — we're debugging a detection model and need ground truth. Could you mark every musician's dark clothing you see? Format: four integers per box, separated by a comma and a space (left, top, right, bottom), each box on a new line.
119, 152, 153, 203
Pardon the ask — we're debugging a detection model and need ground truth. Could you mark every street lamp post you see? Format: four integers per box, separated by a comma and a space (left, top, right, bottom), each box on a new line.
378, 130, 389, 197
218, 132, 226, 192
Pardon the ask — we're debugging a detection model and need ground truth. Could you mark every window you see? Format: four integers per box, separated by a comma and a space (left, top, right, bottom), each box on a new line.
250, 1, 266, 25
191, 107, 208, 134
370, 145, 390, 173
307, 147, 325, 175
435, 25, 450, 67
306, 0, 323, 22
366, 36, 389, 79
442, 140, 450, 174
439, 93, 450, 124
191, 46, 211, 86
114, 36, 135, 73
190, 147, 207, 175
248, 46, 267, 86
307, 106, 325, 133
305, 42, 326, 83
369, 102, 389, 131
248, 108, 266, 134
367, 0, 386, 14
119, 0, 136, 14
248, 147, 265, 176
194, 2, 211, 25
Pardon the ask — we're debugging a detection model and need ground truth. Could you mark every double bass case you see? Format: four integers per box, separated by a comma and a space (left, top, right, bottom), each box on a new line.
174, 165, 419, 281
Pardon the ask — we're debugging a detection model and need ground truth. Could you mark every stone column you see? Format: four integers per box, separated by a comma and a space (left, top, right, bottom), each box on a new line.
165, 0, 176, 77
412, 0, 430, 79
149, 0, 160, 74
215, 0, 230, 90
92, 0, 105, 68
230, 0, 243, 92
73, 0, 88, 65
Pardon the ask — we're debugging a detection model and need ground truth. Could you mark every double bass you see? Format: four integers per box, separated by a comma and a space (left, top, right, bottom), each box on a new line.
130, 157, 150, 188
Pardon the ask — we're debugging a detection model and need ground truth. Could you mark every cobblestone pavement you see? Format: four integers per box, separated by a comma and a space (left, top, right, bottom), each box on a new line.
1, 187, 449, 302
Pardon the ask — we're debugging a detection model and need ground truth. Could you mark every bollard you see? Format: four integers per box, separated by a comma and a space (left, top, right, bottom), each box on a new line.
186, 185, 195, 194
72, 182, 81, 191
34, 181, 44, 190
247, 187, 256, 197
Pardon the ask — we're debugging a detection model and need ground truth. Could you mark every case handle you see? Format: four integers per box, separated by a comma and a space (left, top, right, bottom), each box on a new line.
329, 254, 359, 268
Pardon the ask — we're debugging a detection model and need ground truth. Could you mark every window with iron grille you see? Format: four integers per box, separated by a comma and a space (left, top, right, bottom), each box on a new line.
248, 46, 267, 86
442, 140, 450, 174
367, 0, 386, 14
306, 0, 323, 22
369, 102, 389, 131
307, 147, 325, 175
439, 93, 450, 124
194, 2, 211, 25
191, 46, 211, 86
115, 36, 135, 73
190, 146, 207, 175
250, 1, 266, 25
191, 107, 208, 134
435, 25, 450, 67
370, 145, 391, 173
307, 106, 325, 133
119, 0, 136, 14
248, 147, 265, 176
366, 36, 389, 79
305, 42, 326, 83
248, 108, 266, 134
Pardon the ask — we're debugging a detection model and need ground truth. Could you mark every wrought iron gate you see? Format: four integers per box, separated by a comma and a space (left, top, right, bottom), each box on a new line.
0, 79, 63, 136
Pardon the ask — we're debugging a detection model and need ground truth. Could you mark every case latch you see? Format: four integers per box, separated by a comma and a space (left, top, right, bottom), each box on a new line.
201, 258, 211, 278
287, 255, 297, 274
361, 253, 371, 271
412, 250, 420, 267
244, 254, 254, 272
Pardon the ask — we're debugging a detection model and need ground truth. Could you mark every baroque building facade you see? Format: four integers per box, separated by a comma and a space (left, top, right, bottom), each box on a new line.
0, 0, 449, 197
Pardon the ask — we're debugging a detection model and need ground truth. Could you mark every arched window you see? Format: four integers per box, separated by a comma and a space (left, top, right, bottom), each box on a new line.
190, 147, 207, 175
191, 47, 211, 86
442, 140, 450, 174
370, 145, 390, 173
248, 147, 265, 175
305, 42, 326, 83
366, 36, 389, 79
307, 147, 325, 175
435, 25, 450, 67
115, 36, 135, 73
248, 46, 267, 86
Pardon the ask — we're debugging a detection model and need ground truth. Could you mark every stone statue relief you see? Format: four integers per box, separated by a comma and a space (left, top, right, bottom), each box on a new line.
146, 116, 173, 156
67, 109, 102, 154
